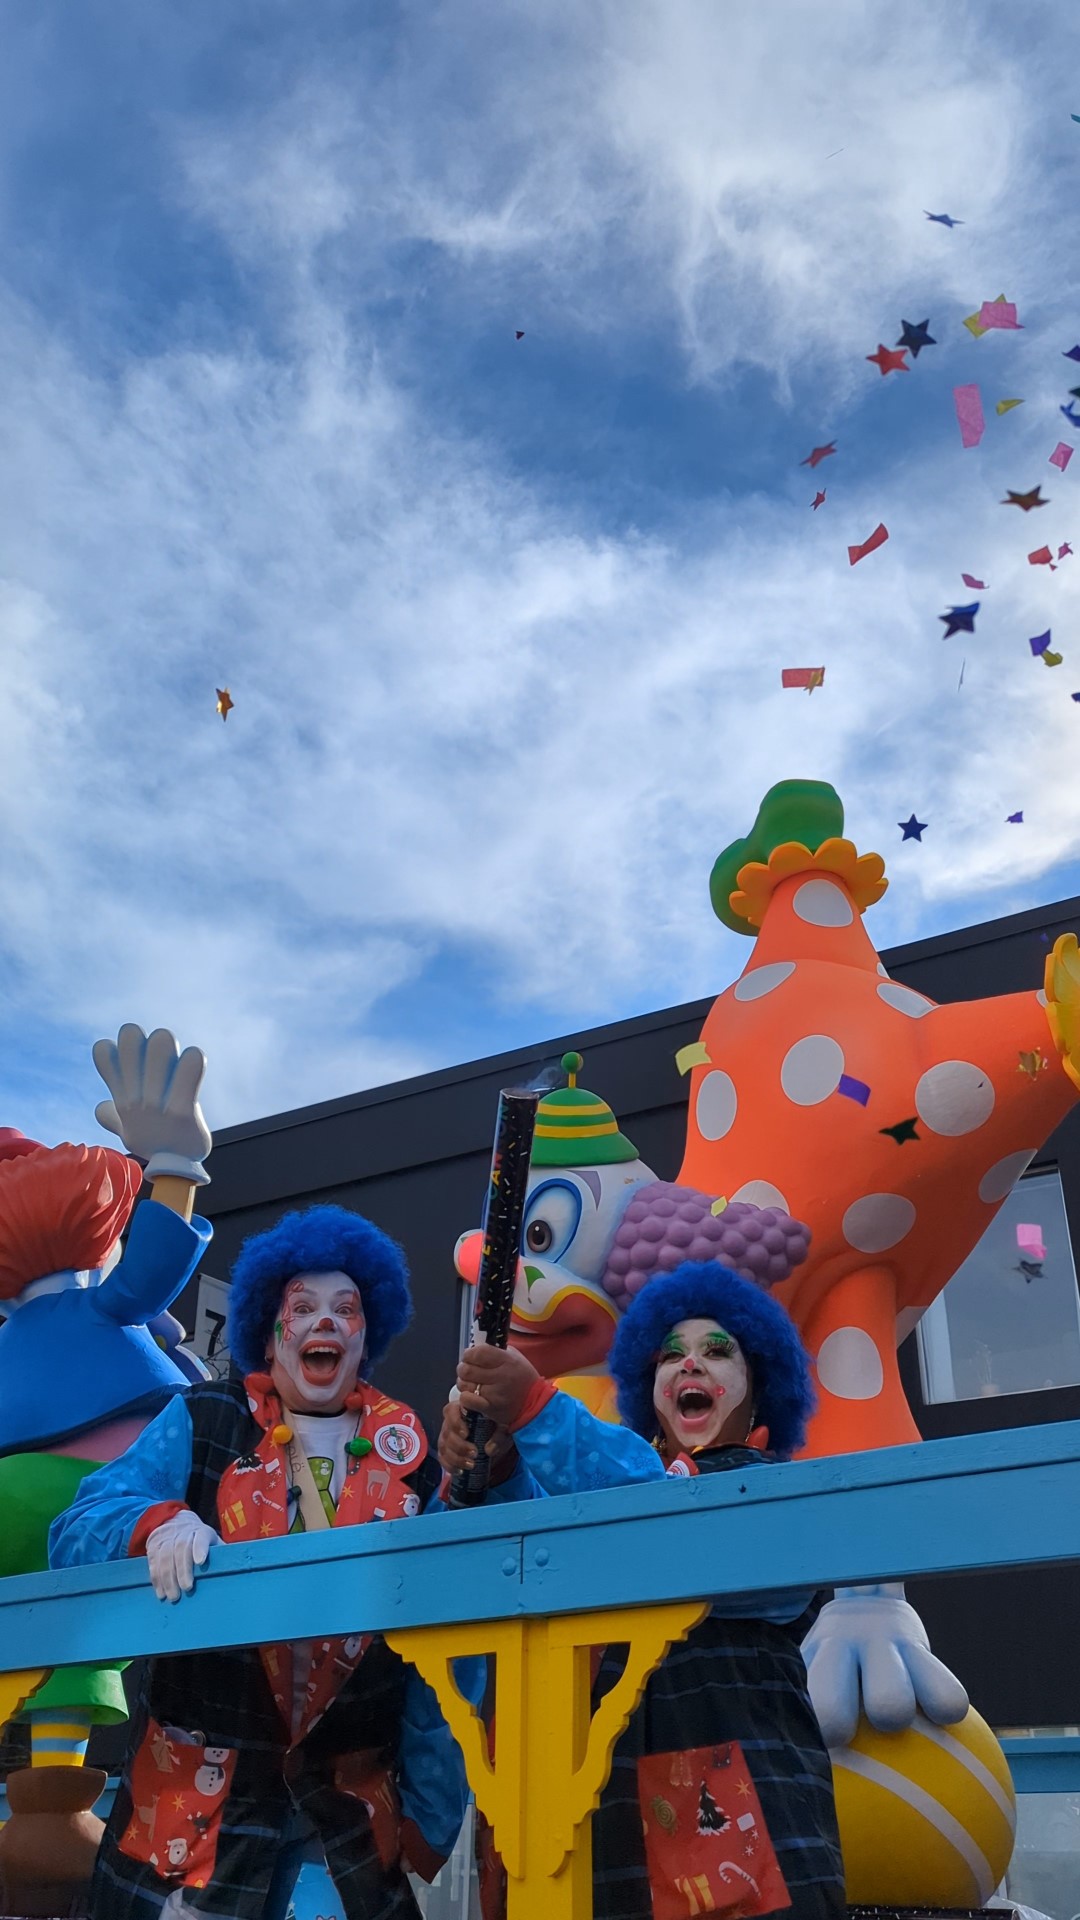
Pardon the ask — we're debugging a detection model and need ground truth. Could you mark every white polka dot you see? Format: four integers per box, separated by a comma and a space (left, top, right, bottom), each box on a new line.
816, 1327, 884, 1400
895, 1306, 925, 1345
843, 1193, 916, 1253
696, 1070, 738, 1141
877, 961, 890, 978
731, 1179, 788, 1212
915, 1061, 995, 1136
781, 1034, 846, 1105
734, 960, 797, 1002
1036, 988, 1048, 1008
793, 878, 854, 928
978, 1148, 1038, 1204
877, 982, 935, 1019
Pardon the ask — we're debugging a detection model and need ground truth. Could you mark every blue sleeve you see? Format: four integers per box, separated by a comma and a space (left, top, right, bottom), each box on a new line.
397, 1660, 485, 1857
94, 1202, 212, 1326
422, 1451, 545, 1515
512, 1391, 666, 1496
49, 1395, 194, 1566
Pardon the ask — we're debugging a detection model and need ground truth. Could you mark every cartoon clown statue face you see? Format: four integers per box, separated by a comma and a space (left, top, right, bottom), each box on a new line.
455, 1053, 655, 1417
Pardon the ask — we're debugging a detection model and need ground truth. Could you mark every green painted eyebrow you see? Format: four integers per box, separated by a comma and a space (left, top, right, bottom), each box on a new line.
658, 1332, 686, 1358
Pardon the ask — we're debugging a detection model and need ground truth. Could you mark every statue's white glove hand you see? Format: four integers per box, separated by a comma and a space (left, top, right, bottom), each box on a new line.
802, 1586, 969, 1748
145, 1511, 221, 1603
93, 1024, 211, 1185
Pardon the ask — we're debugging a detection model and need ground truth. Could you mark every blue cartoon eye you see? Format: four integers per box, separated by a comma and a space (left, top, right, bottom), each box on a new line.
522, 1181, 582, 1263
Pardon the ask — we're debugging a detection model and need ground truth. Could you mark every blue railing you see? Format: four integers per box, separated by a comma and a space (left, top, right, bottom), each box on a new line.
2, 1419, 1079, 1667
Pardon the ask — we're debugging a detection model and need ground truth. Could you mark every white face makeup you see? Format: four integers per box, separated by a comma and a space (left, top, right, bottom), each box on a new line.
268, 1270, 366, 1413
652, 1316, 752, 1455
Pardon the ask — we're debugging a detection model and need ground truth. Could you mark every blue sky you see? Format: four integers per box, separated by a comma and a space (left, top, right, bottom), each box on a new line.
3, 0, 1080, 1143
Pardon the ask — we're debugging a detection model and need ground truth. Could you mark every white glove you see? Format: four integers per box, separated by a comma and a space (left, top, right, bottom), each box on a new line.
802, 1584, 969, 1748
146, 1511, 221, 1603
93, 1024, 212, 1186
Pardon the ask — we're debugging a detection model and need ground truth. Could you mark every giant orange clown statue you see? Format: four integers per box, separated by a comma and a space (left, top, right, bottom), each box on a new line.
677, 777, 1079, 1904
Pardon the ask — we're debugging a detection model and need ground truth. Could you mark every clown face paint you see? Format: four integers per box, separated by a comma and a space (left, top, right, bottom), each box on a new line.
268, 1270, 366, 1412
652, 1317, 752, 1455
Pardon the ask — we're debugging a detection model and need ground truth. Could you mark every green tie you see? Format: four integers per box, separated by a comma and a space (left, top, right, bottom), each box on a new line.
309, 1456, 337, 1526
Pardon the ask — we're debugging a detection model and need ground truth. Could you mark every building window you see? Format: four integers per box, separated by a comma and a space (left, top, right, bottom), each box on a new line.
916, 1170, 1080, 1404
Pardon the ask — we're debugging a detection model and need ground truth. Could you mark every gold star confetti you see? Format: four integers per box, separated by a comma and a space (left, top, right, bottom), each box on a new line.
216, 687, 234, 721
1018, 1049, 1048, 1077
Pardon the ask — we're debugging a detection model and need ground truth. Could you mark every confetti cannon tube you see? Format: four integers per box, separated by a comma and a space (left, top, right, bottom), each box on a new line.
448, 1087, 540, 1508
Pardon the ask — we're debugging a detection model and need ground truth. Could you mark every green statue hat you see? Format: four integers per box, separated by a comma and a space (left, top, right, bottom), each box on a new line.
531, 1053, 639, 1167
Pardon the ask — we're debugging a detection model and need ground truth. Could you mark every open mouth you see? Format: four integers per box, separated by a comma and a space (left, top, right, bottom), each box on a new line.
676, 1383, 719, 1422
300, 1343, 343, 1381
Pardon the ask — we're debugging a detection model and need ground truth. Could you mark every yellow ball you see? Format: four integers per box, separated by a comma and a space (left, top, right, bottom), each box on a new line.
832, 1707, 1016, 1906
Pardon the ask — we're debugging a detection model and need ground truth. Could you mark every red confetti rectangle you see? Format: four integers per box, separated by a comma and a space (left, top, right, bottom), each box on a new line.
848, 522, 889, 565
781, 667, 825, 690
1028, 546, 1054, 566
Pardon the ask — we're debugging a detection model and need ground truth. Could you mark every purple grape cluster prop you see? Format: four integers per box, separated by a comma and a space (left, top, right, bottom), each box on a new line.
599, 1182, 810, 1312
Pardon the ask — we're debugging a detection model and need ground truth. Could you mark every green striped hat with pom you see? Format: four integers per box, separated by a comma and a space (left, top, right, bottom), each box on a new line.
531, 1053, 639, 1167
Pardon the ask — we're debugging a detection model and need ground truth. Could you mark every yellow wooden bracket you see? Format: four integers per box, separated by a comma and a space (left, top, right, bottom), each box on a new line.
387, 1599, 705, 1920
0, 1670, 48, 1731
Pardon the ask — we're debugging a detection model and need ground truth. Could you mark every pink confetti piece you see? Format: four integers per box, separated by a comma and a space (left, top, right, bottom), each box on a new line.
1029, 546, 1054, 566
1050, 442, 1074, 472
978, 299, 1023, 330
953, 383, 985, 449
847, 523, 889, 565
781, 667, 825, 691
1017, 1222, 1047, 1261
961, 573, 986, 589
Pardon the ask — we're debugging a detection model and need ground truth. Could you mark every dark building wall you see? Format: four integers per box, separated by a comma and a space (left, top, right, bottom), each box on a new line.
173, 892, 1080, 1729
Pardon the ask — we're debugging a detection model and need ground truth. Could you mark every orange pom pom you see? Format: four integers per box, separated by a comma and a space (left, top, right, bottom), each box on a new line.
271, 1422, 293, 1446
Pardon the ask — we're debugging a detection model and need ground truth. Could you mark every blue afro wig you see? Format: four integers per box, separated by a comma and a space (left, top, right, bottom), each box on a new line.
228, 1205, 412, 1379
609, 1261, 814, 1459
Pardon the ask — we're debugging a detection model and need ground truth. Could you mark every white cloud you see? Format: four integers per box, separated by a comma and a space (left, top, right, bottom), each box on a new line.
2, 0, 1079, 1142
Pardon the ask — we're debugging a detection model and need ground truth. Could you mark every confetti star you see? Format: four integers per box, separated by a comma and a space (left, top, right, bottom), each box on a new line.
899, 814, 927, 841
1018, 1049, 1048, 1076
880, 1116, 920, 1145
1002, 487, 1048, 511
940, 602, 978, 637
866, 343, 909, 375
1061, 544, 1074, 558
216, 687, 234, 721
1029, 630, 1053, 657
1006, 811, 1024, 823
925, 210, 963, 226
897, 318, 935, 357
1064, 346, 1080, 363
515, 330, 525, 340
801, 441, 837, 468
812, 489, 826, 509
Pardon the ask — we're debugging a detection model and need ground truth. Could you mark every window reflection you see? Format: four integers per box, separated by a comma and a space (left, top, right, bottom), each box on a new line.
916, 1171, 1080, 1404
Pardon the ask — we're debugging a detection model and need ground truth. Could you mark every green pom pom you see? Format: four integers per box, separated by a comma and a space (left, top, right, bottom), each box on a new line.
709, 780, 845, 936
347, 1436, 374, 1458
561, 1050, 584, 1080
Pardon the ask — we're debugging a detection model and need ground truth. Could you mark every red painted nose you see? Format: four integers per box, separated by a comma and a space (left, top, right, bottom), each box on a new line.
454, 1229, 483, 1286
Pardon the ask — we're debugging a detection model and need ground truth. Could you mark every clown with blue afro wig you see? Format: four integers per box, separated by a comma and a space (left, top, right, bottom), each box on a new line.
609, 1259, 814, 1460
228, 1203, 412, 1380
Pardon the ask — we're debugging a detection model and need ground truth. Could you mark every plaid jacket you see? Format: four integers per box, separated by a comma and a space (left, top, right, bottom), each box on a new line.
92, 1378, 439, 1920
